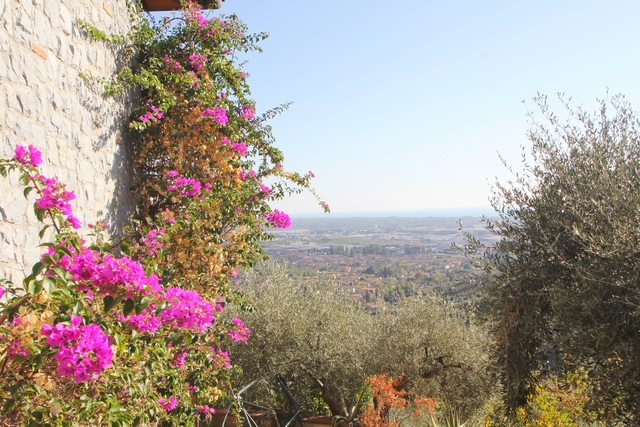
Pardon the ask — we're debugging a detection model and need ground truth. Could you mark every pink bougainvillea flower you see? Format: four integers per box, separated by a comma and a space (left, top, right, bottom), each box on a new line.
41, 316, 113, 384
230, 142, 248, 155
158, 396, 179, 411
210, 347, 232, 368
189, 54, 207, 70
13, 144, 42, 167
197, 405, 216, 419
159, 287, 216, 333
201, 106, 228, 125
264, 209, 291, 229
259, 183, 272, 194
240, 105, 255, 120
227, 318, 251, 343
36, 175, 81, 229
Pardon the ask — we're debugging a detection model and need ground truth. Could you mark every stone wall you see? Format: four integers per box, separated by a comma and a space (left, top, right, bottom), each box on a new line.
0, 0, 136, 284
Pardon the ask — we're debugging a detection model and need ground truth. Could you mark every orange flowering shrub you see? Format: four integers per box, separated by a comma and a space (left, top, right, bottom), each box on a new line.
98, 2, 328, 298
361, 374, 437, 427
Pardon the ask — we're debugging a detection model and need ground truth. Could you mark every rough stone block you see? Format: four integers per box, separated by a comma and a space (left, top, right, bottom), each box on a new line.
59, 3, 72, 36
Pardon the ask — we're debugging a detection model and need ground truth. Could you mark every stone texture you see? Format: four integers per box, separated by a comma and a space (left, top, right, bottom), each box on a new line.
0, 0, 136, 286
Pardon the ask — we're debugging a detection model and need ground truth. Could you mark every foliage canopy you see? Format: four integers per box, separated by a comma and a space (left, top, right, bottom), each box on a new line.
466, 93, 640, 425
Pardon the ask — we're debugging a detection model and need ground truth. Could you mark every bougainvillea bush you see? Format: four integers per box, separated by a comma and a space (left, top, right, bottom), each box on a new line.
96, 2, 327, 297
0, 147, 251, 426
1, 3, 326, 426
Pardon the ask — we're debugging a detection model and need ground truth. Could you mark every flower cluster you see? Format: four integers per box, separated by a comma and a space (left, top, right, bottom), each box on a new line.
189, 54, 207, 70
163, 54, 182, 73
13, 144, 42, 167
36, 175, 80, 229
159, 396, 179, 412
167, 171, 203, 197
41, 316, 113, 384
239, 105, 255, 120
210, 348, 231, 369
159, 287, 219, 333
139, 105, 164, 124
47, 245, 163, 299
134, 228, 166, 257
201, 106, 228, 125
227, 317, 251, 343
264, 209, 291, 229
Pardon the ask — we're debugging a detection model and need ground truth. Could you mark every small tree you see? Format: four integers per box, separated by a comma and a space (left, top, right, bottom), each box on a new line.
466, 93, 640, 425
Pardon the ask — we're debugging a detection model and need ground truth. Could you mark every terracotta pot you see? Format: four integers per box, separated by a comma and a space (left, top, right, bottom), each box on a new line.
302, 416, 334, 427
141, 0, 223, 11
207, 409, 276, 427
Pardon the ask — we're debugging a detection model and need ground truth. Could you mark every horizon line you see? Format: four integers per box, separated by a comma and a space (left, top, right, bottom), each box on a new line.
289, 206, 497, 219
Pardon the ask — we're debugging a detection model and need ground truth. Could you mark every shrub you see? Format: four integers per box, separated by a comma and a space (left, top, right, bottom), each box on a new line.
224, 262, 494, 420
465, 93, 640, 425
90, 3, 328, 299
0, 147, 245, 426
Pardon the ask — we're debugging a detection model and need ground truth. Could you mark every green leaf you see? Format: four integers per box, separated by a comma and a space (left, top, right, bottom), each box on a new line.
72, 301, 85, 316
135, 296, 152, 314
104, 295, 122, 313
123, 299, 135, 316
43, 277, 56, 293
39, 225, 50, 239
31, 262, 45, 277
35, 206, 46, 222
23, 186, 34, 198
28, 279, 43, 295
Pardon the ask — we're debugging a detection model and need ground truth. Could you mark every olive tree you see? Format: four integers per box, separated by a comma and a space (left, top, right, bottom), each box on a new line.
224, 262, 378, 417
224, 262, 494, 420
466, 94, 640, 425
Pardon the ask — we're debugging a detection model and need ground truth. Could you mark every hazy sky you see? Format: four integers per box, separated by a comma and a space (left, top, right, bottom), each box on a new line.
199, 1, 640, 216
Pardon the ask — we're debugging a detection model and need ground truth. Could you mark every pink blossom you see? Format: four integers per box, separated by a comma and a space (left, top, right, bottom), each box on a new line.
210, 347, 232, 368
13, 144, 42, 167
135, 228, 165, 257
264, 210, 291, 229
227, 318, 251, 343
201, 106, 228, 125
230, 142, 248, 155
185, 71, 200, 88
159, 287, 216, 333
41, 316, 113, 384
189, 54, 207, 70
118, 309, 163, 334
240, 105, 255, 120
36, 175, 80, 229
160, 208, 176, 223
6, 338, 29, 359
172, 352, 187, 368
45, 244, 163, 299
139, 105, 163, 124
158, 396, 179, 412
167, 170, 179, 178
228, 269, 238, 279
308, 171, 315, 178
259, 183, 272, 194
163, 55, 182, 73
197, 405, 216, 419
